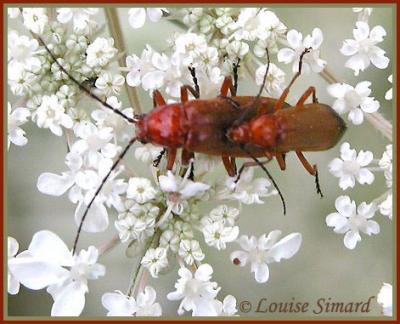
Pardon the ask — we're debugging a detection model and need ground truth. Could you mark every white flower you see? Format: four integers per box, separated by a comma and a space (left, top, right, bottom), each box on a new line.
115, 202, 158, 242
181, 8, 204, 25
379, 194, 392, 220
8, 231, 105, 316
128, 8, 168, 29
379, 144, 392, 188
71, 121, 118, 166
34, 95, 73, 136
230, 232, 302, 283
8, 30, 41, 70
218, 168, 276, 205
385, 75, 392, 100
178, 240, 205, 265
226, 40, 249, 59
141, 247, 168, 278
328, 142, 374, 190
134, 144, 163, 164
135, 286, 162, 316
326, 196, 379, 249
340, 22, 389, 76
91, 97, 134, 142
126, 177, 157, 204
353, 8, 373, 22
57, 8, 98, 31
202, 221, 239, 250
167, 264, 220, 315
95, 72, 125, 97
159, 230, 180, 253
102, 286, 162, 316
255, 63, 285, 97
8, 237, 20, 295
158, 170, 210, 220
377, 283, 392, 316
8, 102, 30, 150
102, 291, 137, 316
213, 295, 238, 316
8, 64, 37, 96
327, 81, 380, 125
86, 37, 117, 68
278, 28, 326, 73
22, 8, 48, 34
207, 205, 239, 227
233, 9, 280, 42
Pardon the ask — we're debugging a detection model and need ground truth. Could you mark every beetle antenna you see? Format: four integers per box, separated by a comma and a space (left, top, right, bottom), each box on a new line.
37, 36, 139, 124
240, 145, 286, 215
72, 137, 137, 254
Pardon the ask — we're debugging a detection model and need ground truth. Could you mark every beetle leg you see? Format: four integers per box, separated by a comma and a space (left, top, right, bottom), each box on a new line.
166, 148, 177, 170
274, 47, 312, 112
153, 148, 166, 167
235, 157, 272, 183
220, 77, 236, 97
232, 58, 241, 96
188, 66, 200, 96
181, 149, 194, 166
181, 85, 200, 100
152, 90, 166, 107
276, 153, 286, 170
222, 156, 237, 177
295, 151, 323, 198
296, 86, 318, 108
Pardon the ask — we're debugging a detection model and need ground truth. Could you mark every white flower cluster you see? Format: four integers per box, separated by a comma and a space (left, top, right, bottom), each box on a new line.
326, 142, 392, 249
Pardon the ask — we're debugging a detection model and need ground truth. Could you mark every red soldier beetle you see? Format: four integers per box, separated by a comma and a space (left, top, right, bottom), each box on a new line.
39, 38, 346, 253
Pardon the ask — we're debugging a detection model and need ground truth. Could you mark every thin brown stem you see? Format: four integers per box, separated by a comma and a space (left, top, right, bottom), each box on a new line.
104, 8, 142, 114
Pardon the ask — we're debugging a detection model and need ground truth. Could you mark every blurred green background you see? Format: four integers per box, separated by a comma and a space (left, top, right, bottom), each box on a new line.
7, 6, 394, 318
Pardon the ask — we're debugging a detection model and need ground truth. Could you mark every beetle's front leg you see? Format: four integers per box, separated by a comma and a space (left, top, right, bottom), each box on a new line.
222, 156, 237, 177
152, 90, 166, 107
296, 86, 318, 108
274, 47, 312, 112
166, 148, 177, 170
296, 151, 323, 197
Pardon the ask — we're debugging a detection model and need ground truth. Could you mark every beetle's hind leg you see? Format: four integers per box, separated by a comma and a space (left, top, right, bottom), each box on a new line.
188, 66, 200, 96
296, 86, 318, 108
295, 151, 323, 198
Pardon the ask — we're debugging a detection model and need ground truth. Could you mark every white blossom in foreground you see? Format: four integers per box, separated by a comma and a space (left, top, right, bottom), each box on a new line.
158, 170, 210, 224
95, 72, 125, 97
126, 177, 157, 204
8, 231, 105, 316
34, 95, 73, 136
8, 237, 20, 295
328, 142, 374, 190
340, 21, 389, 76
255, 63, 285, 97
22, 8, 48, 34
167, 264, 220, 315
178, 240, 205, 265
86, 37, 117, 68
141, 247, 168, 278
128, 8, 168, 29
385, 75, 392, 100
377, 283, 392, 316
8, 30, 41, 70
379, 194, 392, 220
8, 102, 30, 150
57, 8, 98, 31
327, 81, 380, 125
102, 286, 162, 316
231, 232, 302, 283
326, 196, 379, 249
278, 28, 326, 73
218, 168, 277, 204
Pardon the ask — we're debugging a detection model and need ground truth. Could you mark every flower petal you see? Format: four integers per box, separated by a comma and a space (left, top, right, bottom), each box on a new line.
128, 8, 146, 29
343, 230, 361, 249
253, 263, 269, 283
51, 281, 86, 316
267, 233, 302, 262
37, 173, 74, 196
348, 108, 364, 125
74, 201, 109, 233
